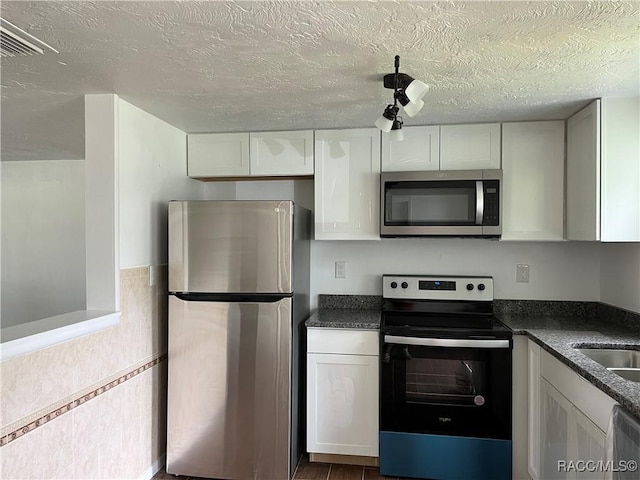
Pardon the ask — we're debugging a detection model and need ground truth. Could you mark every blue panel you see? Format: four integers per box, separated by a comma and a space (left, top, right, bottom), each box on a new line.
380, 431, 512, 480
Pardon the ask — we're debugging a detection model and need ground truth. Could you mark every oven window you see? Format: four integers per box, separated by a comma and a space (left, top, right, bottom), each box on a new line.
384, 181, 477, 226
406, 357, 486, 407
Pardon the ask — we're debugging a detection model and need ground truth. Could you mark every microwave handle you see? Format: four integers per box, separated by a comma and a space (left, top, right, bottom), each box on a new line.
475, 181, 484, 225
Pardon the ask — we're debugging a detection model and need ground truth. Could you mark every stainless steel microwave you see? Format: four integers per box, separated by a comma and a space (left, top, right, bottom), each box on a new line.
380, 169, 502, 237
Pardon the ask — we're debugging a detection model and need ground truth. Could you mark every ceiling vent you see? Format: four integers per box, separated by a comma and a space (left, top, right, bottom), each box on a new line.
0, 17, 58, 57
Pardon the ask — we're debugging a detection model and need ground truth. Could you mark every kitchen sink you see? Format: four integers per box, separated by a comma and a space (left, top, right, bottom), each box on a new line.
608, 368, 640, 383
576, 348, 640, 369
576, 348, 640, 383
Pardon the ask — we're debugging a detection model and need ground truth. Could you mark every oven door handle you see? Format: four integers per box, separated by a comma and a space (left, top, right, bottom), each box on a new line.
384, 335, 510, 349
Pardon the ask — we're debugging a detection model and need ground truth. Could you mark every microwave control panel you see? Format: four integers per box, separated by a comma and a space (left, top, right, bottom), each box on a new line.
483, 180, 500, 226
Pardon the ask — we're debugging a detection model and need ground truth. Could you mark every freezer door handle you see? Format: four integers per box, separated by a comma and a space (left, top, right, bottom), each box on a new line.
173, 292, 292, 303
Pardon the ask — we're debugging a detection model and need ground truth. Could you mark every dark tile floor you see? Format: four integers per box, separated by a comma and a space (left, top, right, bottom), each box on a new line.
152, 455, 406, 480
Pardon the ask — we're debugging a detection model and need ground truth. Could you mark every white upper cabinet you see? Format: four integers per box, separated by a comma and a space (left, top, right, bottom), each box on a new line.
600, 97, 640, 242
381, 125, 440, 171
501, 121, 565, 241
314, 128, 381, 240
440, 123, 501, 170
188, 130, 314, 178
249, 130, 314, 176
187, 133, 250, 177
567, 97, 640, 242
567, 101, 601, 240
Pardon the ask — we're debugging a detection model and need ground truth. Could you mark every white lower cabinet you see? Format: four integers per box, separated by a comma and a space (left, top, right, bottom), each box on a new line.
540, 378, 572, 479
574, 409, 607, 480
528, 340, 616, 480
307, 328, 379, 457
528, 340, 542, 480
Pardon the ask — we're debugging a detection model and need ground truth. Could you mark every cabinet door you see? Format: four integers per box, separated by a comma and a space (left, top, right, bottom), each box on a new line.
314, 128, 381, 240
541, 378, 573, 480
187, 133, 250, 177
528, 340, 542, 480
567, 100, 601, 240
249, 130, 314, 176
440, 123, 501, 170
573, 408, 607, 480
381, 125, 439, 171
600, 97, 640, 242
307, 353, 379, 456
502, 121, 565, 241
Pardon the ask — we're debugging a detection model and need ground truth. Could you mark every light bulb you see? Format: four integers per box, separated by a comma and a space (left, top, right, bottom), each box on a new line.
404, 79, 429, 103
375, 115, 394, 133
402, 99, 424, 117
389, 128, 404, 142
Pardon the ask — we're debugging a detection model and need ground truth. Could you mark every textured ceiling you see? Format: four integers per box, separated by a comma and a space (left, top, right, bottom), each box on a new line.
1, 1, 639, 161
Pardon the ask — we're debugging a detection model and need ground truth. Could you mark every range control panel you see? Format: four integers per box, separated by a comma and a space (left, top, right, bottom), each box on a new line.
383, 275, 494, 301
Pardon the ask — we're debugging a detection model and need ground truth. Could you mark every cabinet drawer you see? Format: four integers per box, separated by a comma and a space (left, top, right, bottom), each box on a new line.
540, 349, 616, 432
308, 328, 379, 355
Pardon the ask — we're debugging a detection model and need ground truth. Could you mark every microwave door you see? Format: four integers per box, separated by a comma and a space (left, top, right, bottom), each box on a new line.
475, 181, 484, 225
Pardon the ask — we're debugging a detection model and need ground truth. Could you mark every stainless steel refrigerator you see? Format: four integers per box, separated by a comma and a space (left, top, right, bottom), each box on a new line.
166, 200, 310, 480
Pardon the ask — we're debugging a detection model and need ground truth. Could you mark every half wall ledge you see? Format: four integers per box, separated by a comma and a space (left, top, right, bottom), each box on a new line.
0, 310, 120, 361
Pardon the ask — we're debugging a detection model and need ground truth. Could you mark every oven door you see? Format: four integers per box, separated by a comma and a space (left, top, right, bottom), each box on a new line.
380, 334, 512, 440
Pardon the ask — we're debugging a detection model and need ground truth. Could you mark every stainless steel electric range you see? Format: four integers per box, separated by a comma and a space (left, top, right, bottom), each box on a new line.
379, 275, 513, 480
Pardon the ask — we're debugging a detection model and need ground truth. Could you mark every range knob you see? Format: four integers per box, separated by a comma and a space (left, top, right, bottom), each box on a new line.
466, 283, 474, 291
390, 281, 398, 289
478, 283, 486, 291
401, 282, 408, 289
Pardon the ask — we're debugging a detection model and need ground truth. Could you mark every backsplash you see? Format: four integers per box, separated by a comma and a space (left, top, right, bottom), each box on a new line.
493, 300, 599, 317
318, 295, 381, 310
597, 302, 640, 331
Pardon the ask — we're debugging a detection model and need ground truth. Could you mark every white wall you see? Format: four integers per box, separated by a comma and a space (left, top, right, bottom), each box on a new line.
118, 99, 205, 268
310, 239, 602, 309
1, 160, 86, 327
205, 179, 314, 211
600, 243, 640, 313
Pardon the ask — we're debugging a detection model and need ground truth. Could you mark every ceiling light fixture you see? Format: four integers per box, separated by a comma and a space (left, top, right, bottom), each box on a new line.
375, 55, 429, 140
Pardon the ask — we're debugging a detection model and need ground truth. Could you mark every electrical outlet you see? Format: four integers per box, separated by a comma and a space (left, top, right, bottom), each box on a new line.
149, 265, 157, 287
516, 264, 530, 283
335, 261, 346, 279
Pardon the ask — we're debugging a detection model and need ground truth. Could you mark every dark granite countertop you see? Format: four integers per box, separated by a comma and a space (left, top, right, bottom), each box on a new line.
498, 314, 640, 420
